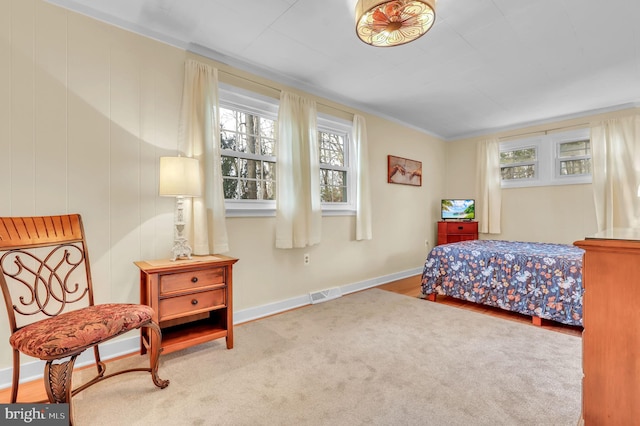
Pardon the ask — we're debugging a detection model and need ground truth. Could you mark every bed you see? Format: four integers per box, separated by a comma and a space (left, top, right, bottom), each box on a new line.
420, 240, 584, 327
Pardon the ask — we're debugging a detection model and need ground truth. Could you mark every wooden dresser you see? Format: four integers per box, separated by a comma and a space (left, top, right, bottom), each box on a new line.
437, 221, 478, 245
574, 229, 640, 425
135, 255, 238, 356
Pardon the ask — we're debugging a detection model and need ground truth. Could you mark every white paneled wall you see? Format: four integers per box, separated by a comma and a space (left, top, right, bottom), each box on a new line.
0, 0, 185, 369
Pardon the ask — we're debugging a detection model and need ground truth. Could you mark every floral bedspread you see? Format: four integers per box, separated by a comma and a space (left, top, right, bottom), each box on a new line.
420, 240, 584, 326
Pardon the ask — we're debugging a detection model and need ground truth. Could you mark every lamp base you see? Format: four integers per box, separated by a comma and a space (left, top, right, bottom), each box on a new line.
170, 237, 193, 261
169, 196, 193, 261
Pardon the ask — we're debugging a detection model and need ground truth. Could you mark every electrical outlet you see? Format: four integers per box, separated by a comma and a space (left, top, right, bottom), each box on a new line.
303, 253, 310, 265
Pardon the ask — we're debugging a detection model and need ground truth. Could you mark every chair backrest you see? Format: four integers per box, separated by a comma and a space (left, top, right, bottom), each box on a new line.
0, 214, 95, 332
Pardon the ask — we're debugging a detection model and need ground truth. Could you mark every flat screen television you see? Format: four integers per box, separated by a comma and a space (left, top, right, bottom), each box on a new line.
441, 199, 475, 220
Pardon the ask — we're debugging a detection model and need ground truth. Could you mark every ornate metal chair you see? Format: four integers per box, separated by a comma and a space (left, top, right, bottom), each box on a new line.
0, 214, 169, 424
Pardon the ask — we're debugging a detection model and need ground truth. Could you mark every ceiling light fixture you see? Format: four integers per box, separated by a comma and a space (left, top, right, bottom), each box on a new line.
355, 0, 436, 47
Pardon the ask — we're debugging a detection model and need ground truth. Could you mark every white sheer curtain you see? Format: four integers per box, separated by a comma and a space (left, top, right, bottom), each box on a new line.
475, 138, 502, 234
352, 114, 372, 240
177, 59, 229, 254
275, 92, 321, 248
590, 115, 640, 230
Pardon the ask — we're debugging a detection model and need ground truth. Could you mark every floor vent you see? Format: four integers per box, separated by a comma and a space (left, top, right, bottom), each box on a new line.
309, 287, 342, 304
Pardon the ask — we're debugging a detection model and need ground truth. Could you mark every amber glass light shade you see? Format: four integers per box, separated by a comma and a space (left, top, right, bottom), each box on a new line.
355, 0, 436, 47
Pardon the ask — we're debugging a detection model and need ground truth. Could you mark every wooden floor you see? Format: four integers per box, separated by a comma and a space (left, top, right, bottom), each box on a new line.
378, 274, 583, 337
0, 274, 582, 404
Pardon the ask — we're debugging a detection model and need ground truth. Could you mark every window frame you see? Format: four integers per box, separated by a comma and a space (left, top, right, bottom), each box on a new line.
219, 85, 279, 216
553, 131, 592, 182
500, 128, 591, 189
317, 114, 356, 216
499, 142, 540, 185
219, 85, 356, 217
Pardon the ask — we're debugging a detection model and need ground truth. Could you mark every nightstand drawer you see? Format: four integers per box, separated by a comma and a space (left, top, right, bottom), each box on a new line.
159, 288, 226, 321
160, 268, 225, 294
446, 222, 477, 234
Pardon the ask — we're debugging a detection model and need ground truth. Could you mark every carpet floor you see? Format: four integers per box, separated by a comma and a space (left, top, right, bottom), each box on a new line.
73, 289, 582, 425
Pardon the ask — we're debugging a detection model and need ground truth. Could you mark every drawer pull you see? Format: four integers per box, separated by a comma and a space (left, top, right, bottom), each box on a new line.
191, 299, 198, 305
458, 226, 463, 230
191, 277, 198, 283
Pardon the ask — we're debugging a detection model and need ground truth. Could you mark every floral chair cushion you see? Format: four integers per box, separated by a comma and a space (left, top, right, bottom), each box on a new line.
9, 304, 155, 360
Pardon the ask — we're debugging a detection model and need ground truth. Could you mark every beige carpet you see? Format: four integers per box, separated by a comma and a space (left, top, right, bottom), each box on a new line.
73, 289, 582, 425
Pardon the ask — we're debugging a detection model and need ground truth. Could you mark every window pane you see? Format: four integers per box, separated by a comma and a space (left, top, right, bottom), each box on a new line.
222, 178, 239, 199
262, 180, 276, 200
320, 169, 347, 202
220, 108, 238, 132
319, 131, 345, 167
501, 165, 535, 180
237, 134, 252, 154
560, 159, 591, 175
263, 161, 275, 180
261, 138, 275, 156
221, 156, 238, 177
500, 148, 536, 165
321, 185, 347, 202
559, 140, 590, 158
259, 118, 275, 139
243, 115, 260, 139
238, 179, 259, 199
320, 169, 346, 186
221, 131, 237, 151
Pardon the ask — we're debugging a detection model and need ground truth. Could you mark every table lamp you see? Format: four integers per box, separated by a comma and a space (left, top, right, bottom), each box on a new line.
159, 156, 202, 260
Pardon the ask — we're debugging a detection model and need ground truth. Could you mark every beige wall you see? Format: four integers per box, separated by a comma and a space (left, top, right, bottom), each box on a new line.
5, 0, 628, 377
445, 110, 639, 245
0, 0, 444, 372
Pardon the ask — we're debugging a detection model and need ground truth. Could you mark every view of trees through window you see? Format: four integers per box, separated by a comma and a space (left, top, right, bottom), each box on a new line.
500, 147, 536, 180
220, 105, 350, 204
319, 131, 347, 203
220, 107, 276, 200
500, 129, 592, 187
558, 139, 591, 175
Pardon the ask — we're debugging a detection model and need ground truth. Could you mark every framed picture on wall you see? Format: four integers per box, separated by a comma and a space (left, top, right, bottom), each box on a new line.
387, 155, 422, 186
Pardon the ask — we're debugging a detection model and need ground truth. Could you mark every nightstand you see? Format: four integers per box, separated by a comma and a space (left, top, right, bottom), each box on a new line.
135, 255, 238, 355
437, 221, 478, 245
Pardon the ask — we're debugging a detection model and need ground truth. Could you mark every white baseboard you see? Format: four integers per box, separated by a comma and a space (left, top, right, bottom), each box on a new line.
0, 267, 422, 390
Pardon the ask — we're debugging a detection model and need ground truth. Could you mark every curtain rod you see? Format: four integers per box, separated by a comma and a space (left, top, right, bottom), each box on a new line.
498, 122, 590, 141
217, 69, 355, 119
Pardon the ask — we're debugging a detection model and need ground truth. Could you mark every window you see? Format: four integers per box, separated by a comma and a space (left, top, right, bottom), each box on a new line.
556, 138, 591, 177
500, 128, 591, 188
318, 116, 354, 213
500, 146, 537, 181
319, 131, 347, 202
219, 86, 355, 216
219, 86, 279, 215
220, 107, 276, 201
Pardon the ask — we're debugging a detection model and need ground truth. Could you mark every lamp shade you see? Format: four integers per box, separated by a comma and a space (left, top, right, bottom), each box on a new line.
355, 0, 436, 47
159, 156, 202, 197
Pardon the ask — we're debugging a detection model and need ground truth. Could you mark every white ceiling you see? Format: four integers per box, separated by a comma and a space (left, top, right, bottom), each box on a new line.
46, 0, 640, 140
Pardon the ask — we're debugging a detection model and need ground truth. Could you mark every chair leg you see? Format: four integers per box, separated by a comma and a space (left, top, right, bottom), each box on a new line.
143, 321, 170, 389
92, 345, 107, 377
10, 349, 19, 403
44, 355, 77, 404
44, 355, 78, 425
